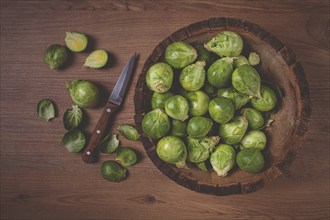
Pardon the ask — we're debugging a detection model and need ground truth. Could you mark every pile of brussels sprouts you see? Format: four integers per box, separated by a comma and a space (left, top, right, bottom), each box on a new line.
142, 31, 279, 177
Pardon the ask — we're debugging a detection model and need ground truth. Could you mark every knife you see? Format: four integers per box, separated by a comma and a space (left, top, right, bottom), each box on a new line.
82, 53, 138, 163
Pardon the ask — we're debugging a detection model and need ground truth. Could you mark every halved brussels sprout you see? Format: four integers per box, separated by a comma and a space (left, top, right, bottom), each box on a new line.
251, 85, 278, 112
186, 90, 210, 116
179, 61, 206, 91
207, 58, 233, 88
142, 108, 170, 139
156, 136, 187, 168
210, 144, 236, 177
146, 62, 174, 93
164, 95, 189, 121
217, 87, 249, 110
236, 148, 264, 173
165, 42, 197, 69
83, 49, 108, 68
186, 116, 213, 139
232, 65, 261, 98
170, 119, 187, 137
204, 31, 243, 57
241, 108, 264, 130
240, 130, 267, 151
151, 92, 174, 109
65, 32, 88, 52
233, 55, 249, 68
219, 116, 248, 145
208, 97, 235, 124
187, 136, 220, 163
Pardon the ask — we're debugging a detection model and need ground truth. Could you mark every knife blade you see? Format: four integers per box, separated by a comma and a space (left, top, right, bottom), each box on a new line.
82, 53, 138, 163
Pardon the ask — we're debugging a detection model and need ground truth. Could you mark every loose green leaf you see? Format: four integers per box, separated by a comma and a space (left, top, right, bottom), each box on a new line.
37, 99, 55, 121
118, 124, 140, 141
101, 160, 127, 182
63, 105, 83, 130
116, 147, 138, 167
99, 134, 120, 154
61, 129, 86, 153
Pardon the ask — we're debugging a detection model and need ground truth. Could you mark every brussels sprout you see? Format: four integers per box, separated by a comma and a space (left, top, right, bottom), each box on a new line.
204, 31, 243, 57
248, 52, 260, 66
164, 95, 189, 121
83, 49, 108, 68
61, 129, 86, 153
186, 116, 213, 139
165, 42, 197, 69
202, 81, 217, 97
186, 90, 210, 116
195, 44, 218, 67
210, 144, 236, 177
99, 134, 120, 154
156, 136, 187, 168
115, 147, 138, 167
207, 58, 233, 88
63, 105, 83, 130
233, 55, 249, 68
236, 148, 264, 173
44, 44, 68, 69
241, 130, 267, 151
101, 160, 127, 182
37, 99, 55, 121
66, 80, 100, 108
232, 65, 261, 98
170, 119, 187, 137
219, 116, 248, 145
146, 62, 174, 93
196, 160, 213, 172
217, 87, 249, 110
179, 61, 206, 91
208, 97, 235, 124
65, 32, 88, 52
142, 108, 170, 139
251, 85, 278, 112
241, 108, 264, 130
151, 92, 174, 109
118, 124, 140, 141
187, 136, 220, 163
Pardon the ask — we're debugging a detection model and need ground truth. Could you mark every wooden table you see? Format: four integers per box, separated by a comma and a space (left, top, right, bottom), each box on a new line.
1, 1, 329, 219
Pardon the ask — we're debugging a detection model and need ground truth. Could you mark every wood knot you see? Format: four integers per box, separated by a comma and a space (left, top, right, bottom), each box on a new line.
144, 195, 156, 204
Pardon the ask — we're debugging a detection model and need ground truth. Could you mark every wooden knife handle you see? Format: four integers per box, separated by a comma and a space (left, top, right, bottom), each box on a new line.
82, 102, 119, 163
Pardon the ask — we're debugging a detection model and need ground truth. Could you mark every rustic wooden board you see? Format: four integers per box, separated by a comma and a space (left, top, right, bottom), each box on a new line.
1, 0, 329, 219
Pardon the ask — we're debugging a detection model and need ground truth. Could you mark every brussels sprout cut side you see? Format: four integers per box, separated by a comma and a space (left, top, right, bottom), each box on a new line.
84, 49, 108, 68
65, 32, 88, 52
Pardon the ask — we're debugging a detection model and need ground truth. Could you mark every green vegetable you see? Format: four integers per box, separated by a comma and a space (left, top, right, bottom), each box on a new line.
65, 32, 88, 52
210, 144, 236, 177
217, 87, 249, 110
37, 99, 55, 121
196, 160, 213, 172
208, 97, 235, 124
101, 160, 127, 182
170, 119, 187, 137
195, 44, 217, 67
66, 80, 100, 108
233, 55, 249, 68
179, 61, 206, 91
164, 95, 189, 121
202, 81, 217, 97
156, 136, 187, 168
248, 52, 260, 66
99, 134, 120, 154
63, 105, 83, 130
186, 116, 213, 139
83, 49, 108, 68
187, 136, 220, 163
204, 31, 243, 57
151, 92, 173, 109
118, 124, 140, 141
116, 147, 138, 167
241, 108, 264, 130
236, 148, 264, 173
186, 90, 210, 116
251, 85, 278, 112
146, 62, 174, 93
165, 42, 197, 69
232, 65, 261, 98
61, 129, 86, 153
240, 130, 267, 151
207, 58, 233, 88
219, 116, 248, 145
142, 108, 170, 139
44, 44, 68, 69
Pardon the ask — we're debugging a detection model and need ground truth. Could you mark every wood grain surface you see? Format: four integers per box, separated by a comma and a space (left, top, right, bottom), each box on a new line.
1, 0, 329, 219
